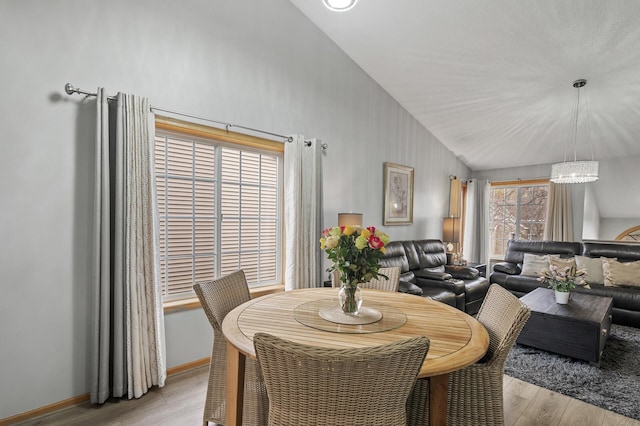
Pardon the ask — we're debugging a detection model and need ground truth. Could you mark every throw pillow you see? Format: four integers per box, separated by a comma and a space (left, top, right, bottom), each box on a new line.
602, 258, 640, 287
549, 255, 577, 271
575, 255, 606, 285
520, 253, 550, 277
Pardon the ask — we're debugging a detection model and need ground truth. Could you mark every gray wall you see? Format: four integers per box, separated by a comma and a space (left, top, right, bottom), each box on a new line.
0, 0, 469, 419
582, 185, 600, 240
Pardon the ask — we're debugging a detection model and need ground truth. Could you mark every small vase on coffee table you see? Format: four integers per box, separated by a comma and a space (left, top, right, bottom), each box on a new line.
555, 290, 570, 305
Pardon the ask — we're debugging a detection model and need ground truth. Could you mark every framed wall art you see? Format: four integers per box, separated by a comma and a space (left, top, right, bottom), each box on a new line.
383, 162, 414, 225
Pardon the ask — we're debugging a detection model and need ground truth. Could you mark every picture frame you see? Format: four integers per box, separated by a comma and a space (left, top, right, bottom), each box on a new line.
383, 162, 414, 225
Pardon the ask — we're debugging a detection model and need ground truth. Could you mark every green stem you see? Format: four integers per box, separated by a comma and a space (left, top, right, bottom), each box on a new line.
341, 284, 359, 314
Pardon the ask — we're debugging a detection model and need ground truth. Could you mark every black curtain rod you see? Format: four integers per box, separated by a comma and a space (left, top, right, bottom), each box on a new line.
64, 83, 301, 144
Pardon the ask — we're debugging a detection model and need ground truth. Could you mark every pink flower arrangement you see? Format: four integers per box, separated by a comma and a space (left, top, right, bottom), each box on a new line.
537, 264, 587, 292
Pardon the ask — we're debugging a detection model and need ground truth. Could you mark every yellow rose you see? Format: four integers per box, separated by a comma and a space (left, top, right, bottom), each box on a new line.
329, 227, 342, 237
355, 235, 368, 249
343, 225, 356, 236
325, 235, 340, 249
361, 229, 371, 239
319, 238, 326, 250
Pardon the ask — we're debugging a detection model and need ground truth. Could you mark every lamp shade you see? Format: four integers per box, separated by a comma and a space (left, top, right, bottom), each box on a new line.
338, 213, 363, 227
442, 217, 461, 243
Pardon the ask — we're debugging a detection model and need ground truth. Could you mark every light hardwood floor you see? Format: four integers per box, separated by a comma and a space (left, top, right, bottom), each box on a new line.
12, 367, 640, 426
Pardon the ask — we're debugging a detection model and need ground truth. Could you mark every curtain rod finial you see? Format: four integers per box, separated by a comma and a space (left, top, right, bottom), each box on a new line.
65, 83, 77, 95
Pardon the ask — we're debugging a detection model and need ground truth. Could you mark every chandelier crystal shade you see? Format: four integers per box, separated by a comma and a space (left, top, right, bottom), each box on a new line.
550, 79, 599, 184
550, 160, 599, 184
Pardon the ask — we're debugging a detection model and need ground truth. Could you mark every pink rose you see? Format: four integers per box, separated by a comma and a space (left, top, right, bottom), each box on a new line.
368, 235, 384, 249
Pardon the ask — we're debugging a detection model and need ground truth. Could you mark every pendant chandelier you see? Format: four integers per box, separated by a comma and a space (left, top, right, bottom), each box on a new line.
550, 79, 599, 184
323, 0, 359, 12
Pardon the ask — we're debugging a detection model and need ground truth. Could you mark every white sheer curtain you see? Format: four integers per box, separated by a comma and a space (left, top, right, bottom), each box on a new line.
463, 179, 490, 265
284, 135, 323, 290
544, 182, 574, 241
91, 89, 166, 404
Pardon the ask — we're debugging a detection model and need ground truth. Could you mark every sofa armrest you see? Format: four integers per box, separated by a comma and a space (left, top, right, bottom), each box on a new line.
493, 262, 521, 275
445, 265, 479, 280
415, 277, 465, 295
398, 280, 423, 296
414, 269, 453, 281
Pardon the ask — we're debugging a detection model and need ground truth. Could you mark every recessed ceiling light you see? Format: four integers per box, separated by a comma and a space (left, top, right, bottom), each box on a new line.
323, 0, 359, 12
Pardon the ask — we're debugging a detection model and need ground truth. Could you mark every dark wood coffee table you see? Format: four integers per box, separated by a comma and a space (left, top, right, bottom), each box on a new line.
517, 287, 613, 366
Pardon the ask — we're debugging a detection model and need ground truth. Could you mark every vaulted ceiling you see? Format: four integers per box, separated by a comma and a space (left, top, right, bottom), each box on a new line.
290, 0, 640, 172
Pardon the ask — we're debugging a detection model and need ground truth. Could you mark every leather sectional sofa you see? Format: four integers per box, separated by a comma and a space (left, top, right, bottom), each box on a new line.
379, 239, 490, 315
490, 240, 640, 328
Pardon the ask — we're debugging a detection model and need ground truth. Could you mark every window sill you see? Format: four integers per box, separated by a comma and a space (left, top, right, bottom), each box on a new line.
163, 284, 285, 314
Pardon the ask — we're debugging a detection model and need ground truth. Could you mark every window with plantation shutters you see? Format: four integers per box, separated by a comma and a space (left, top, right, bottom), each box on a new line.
154, 128, 282, 300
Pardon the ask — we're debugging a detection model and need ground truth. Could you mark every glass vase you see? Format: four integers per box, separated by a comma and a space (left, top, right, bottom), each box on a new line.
339, 283, 363, 315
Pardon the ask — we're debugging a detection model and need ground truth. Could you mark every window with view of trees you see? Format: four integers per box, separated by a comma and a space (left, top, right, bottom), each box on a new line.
154, 126, 282, 300
489, 181, 549, 258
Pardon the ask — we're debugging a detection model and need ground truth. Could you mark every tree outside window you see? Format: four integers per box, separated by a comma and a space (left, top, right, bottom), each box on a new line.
489, 182, 549, 258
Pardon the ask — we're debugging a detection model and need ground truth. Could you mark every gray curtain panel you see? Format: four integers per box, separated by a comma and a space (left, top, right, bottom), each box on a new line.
463, 179, 490, 265
284, 135, 324, 290
90, 89, 165, 404
544, 182, 574, 242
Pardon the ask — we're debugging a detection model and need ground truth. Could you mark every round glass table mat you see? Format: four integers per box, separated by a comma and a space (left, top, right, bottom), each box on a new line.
294, 298, 407, 334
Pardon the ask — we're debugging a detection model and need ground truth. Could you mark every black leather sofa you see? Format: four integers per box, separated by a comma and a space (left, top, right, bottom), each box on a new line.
379, 239, 490, 315
490, 240, 640, 328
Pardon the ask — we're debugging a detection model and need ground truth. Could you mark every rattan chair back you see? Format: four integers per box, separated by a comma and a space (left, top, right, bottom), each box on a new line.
193, 270, 269, 426
254, 333, 430, 426
330, 266, 401, 292
406, 284, 531, 426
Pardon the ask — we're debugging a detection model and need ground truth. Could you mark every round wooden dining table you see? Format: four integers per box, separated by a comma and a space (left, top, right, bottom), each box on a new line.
221, 287, 489, 426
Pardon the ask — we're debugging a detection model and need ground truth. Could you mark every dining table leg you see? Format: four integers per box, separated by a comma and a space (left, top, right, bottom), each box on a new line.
226, 341, 246, 426
429, 373, 449, 426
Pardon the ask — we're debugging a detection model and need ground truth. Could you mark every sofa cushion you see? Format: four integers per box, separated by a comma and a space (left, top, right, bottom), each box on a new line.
403, 241, 421, 271
379, 241, 410, 273
398, 280, 422, 295
602, 258, 640, 288
521, 253, 549, 277
503, 274, 545, 294
575, 255, 605, 285
413, 239, 447, 269
574, 284, 640, 312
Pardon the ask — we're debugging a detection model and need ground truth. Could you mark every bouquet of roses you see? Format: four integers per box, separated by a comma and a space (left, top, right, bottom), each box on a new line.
320, 225, 390, 287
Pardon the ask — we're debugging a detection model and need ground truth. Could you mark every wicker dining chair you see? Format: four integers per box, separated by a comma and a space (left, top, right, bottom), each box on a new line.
254, 333, 430, 426
330, 266, 401, 292
406, 284, 531, 426
193, 270, 269, 426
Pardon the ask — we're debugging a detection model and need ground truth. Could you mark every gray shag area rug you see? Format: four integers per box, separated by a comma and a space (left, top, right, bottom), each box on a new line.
505, 324, 640, 420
